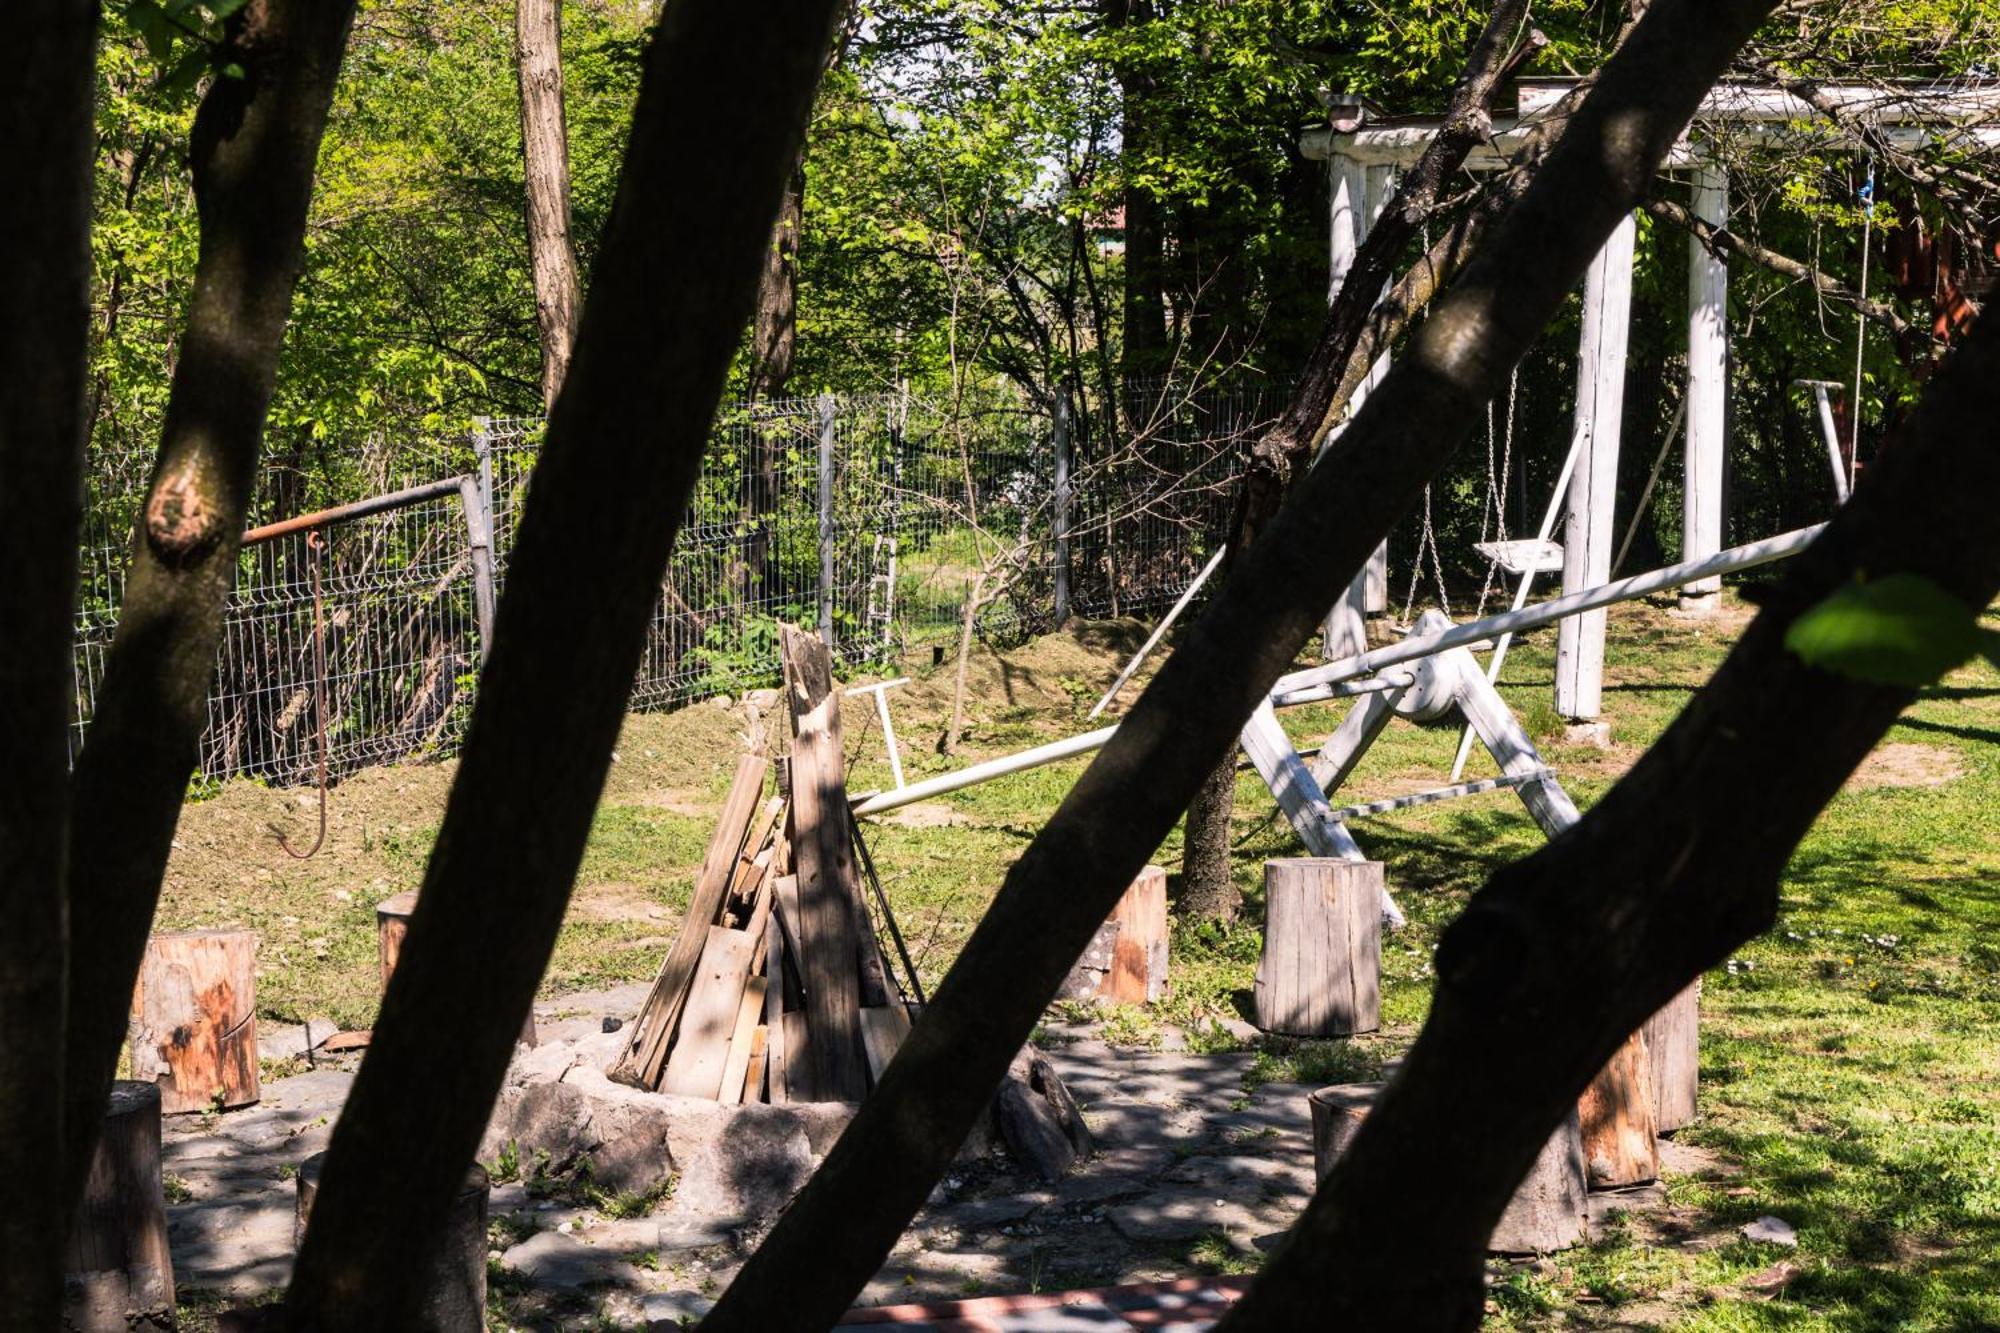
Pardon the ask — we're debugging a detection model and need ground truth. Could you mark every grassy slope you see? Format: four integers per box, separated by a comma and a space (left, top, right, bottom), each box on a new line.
156, 598, 2000, 1329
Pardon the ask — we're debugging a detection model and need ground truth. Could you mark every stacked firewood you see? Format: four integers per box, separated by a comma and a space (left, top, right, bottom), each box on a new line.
610, 626, 917, 1103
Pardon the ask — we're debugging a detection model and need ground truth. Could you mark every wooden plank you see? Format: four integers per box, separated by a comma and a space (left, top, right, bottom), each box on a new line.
780, 1012, 811, 1103
612, 752, 768, 1087
659, 927, 758, 1100
1309, 684, 1407, 795
764, 914, 787, 1104
741, 1027, 769, 1105
717, 978, 768, 1107
781, 625, 870, 1103
858, 1006, 907, 1084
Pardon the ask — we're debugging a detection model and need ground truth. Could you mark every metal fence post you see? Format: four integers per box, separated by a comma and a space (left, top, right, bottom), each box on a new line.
460, 475, 498, 668
464, 419, 498, 668
1052, 390, 1073, 626
817, 393, 838, 649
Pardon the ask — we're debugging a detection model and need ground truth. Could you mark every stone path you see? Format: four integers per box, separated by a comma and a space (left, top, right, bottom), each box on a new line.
835, 1276, 1250, 1331
158, 992, 1697, 1329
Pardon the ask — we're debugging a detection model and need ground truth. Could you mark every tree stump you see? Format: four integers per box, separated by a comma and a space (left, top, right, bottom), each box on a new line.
129, 929, 260, 1114
1308, 1082, 1587, 1254
1057, 920, 1121, 1001
1104, 865, 1169, 1003
1255, 859, 1380, 1036
1578, 1029, 1658, 1188
380, 892, 537, 1048
1645, 981, 1700, 1134
64, 1081, 174, 1332
296, 1152, 489, 1331
995, 1046, 1092, 1181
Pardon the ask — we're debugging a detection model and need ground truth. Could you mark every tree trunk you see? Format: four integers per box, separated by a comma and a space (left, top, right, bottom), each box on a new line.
0, 2, 97, 1320
295, 1154, 488, 1332
63, 1082, 174, 1333
1177, 755, 1238, 922
696, 2, 1790, 1324
938, 569, 988, 756
741, 159, 804, 598
282, 4, 842, 1324
379, 893, 536, 1047
517, 0, 582, 409
1104, 0, 1168, 383
128, 930, 261, 1115
62, 0, 360, 1222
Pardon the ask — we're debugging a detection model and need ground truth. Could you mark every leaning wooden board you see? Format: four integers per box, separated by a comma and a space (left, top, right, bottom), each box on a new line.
780, 626, 870, 1103
610, 752, 767, 1088
660, 927, 760, 1099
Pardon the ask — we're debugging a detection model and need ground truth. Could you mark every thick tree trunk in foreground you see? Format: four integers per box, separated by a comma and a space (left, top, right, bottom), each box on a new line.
282, 3, 840, 1325
61, 0, 359, 1233
517, 0, 582, 409
696, 1, 1780, 1327
0, 3, 97, 1320
1225, 303, 2000, 1330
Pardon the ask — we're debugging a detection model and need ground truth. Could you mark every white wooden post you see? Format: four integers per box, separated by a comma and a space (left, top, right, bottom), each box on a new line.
1359, 165, 1394, 615
1681, 166, 1728, 609
1556, 214, 1635, 723
1323, 158, 1391, 658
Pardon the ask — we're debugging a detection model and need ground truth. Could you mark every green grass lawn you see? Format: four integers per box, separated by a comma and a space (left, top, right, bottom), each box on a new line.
158, 595, 2000, 1328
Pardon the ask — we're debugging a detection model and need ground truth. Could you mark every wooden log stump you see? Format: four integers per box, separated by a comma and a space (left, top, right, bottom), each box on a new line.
1057, 920, 1121, 1001
1308, 1082, 1587, 1254
129, 929, 260, 1114
64, 1081, 175, 1332
296, 1152, 489, 1331
1578, 1029, 1659, 1188
1255, 859, 1380, 1036
1104, 865, 1169, 1003
1645, 981, 1700, 1134
995, 1046, 1092, 1181
380, 892, 537, 1048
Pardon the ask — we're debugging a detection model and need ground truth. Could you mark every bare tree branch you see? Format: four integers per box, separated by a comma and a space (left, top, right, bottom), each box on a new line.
1645, 193, 1917, 340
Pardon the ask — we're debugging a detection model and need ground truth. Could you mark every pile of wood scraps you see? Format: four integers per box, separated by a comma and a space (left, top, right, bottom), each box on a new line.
609, 626, 921, 1104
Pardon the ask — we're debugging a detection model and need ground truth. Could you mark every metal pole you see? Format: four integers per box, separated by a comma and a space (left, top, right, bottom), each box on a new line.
241, 475, 466, 546
1274, 523, 1826, 705
1051, 391, 1072, 626
850, 673, 1409, 818
1805, 381, 1851, 503
459, 475, 498, 668
817, 393, 837, 648
1087, 543, 1227, 719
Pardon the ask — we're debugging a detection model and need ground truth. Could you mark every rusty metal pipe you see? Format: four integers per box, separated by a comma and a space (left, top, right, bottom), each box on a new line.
240, 475, 468, 546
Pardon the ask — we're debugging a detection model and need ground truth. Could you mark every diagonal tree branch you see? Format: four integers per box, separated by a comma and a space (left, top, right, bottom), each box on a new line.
1645, 193, 1917, 340
282, 2, 844, 1325
61, 0, 361, 1211
0, 2, 99, 1320
1227, 298, 2000, 1329
697, 0, 1785, 1326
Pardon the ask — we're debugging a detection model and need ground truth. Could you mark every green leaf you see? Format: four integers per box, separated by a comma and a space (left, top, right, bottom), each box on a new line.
1785, 573, 1982, 688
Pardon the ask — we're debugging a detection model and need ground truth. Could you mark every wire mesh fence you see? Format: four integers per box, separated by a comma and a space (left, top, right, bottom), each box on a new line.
72, 377, 1290, 784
